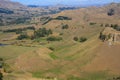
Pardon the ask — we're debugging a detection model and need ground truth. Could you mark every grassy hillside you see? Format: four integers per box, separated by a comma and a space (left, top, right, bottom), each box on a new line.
0, 3, 120, 80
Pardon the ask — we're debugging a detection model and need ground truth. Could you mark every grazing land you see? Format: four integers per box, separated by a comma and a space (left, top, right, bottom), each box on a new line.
0, 1, 120, 80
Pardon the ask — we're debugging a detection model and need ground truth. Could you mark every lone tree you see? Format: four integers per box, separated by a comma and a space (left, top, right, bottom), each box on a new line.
0, 72, 3, 80
79, 37, 87, 42
73, 37, 78, 41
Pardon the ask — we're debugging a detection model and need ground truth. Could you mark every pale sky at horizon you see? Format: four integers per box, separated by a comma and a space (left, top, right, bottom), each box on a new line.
11, 0, 120, 6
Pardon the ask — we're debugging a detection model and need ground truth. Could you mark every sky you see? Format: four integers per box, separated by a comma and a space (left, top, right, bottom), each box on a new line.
11, 0, 120, 6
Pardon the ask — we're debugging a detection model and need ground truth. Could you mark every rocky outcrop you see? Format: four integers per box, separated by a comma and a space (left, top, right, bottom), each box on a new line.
100, 27, 120, 43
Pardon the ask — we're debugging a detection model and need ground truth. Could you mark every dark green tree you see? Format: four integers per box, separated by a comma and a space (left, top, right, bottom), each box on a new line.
99, 32, 106, 42
107, 8, 115, 16
79, 37, 87, 42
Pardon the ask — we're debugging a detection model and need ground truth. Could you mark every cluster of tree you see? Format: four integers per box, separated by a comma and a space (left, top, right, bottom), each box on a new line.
33, 28, 52, 38
3, 26, 35, 34
107, 8, 115, 16
110, 24, 120, 31
40, 16, 72, 25
47, 36, 62, 41
73, 37, 87, 42
62, 24, 69, 29
17, 28, 53, 40
101, 23, 120, 31
99, 32, 112, 42
106, 24, 120, 31
0, 8, 14, 14
55, 16, 72, 20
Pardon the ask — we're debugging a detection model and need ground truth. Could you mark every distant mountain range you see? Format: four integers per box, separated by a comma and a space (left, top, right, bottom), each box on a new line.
0, 0, 78, 26
0, 0, 120, 26
0, 0, 27, 9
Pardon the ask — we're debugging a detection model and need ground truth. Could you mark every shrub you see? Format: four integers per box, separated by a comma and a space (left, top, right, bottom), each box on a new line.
17, 33, 29, 40
73, 37, 78, 41
48, 47, 54, 51
0, 58, 3, 61
79, 37, 87, 42
89, 22, 96, 25
62, 24, 69, 29
47, 36, 62, 41
105, 24, 109, 27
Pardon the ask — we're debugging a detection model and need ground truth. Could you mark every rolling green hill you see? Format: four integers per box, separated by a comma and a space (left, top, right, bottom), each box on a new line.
0, 3, 120, 80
